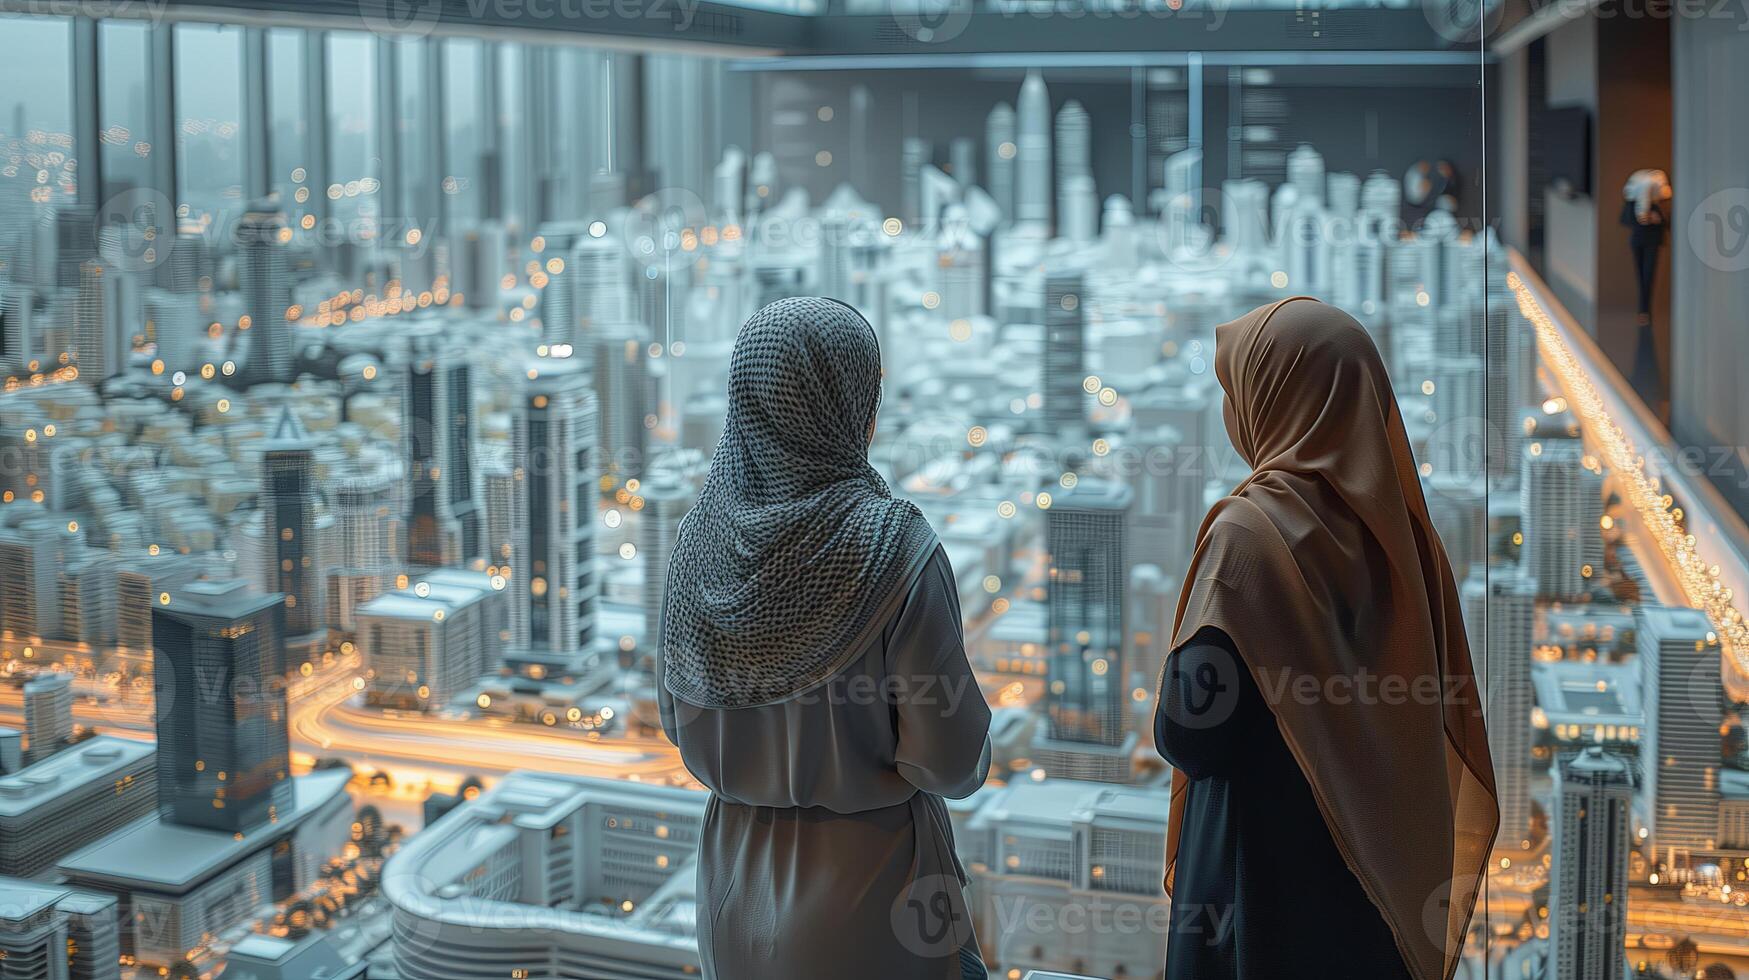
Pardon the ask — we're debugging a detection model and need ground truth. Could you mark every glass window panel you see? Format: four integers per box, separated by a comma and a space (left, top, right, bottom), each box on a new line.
326, 30, 380, 232
265, 28, 313, 221
441, 38, 483, 229
97, 20, 156, 200
173, 23, 245, 232
0, 15, 75, 216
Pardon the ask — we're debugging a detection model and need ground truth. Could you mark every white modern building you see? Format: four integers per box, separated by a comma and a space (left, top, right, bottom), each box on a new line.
382, 772, 704, 980
952, 778, 1171, 980
0, 735, 155, 879
1636, 605, 1721, 860
357, 569, 508, 710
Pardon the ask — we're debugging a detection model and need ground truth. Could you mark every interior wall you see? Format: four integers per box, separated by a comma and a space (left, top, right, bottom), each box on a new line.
1541, 15, 1597, 327
1594, 16, 1672, 400
748, 68, 1487, 229
1671, 20, 1749, 523
1496, 47, 1530, 252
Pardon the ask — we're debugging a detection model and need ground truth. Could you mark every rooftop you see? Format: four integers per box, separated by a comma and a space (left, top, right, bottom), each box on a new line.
0, 736, 154, 818
57, 767, 350, 894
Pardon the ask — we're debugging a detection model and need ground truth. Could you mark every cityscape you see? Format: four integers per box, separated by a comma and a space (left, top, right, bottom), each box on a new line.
1, 8, 1748, 980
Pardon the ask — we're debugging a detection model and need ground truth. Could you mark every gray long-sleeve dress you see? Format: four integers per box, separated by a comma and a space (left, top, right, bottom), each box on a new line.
659, 544, 993, 980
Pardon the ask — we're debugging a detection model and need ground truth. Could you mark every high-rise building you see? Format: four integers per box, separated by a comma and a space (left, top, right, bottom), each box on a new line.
1521, 437, 1604, 601
22, 671, 72, 764
0, 878, 72, 980
262, 407, 324, 640
593, 325, 653, 486
357, 570, 506, 710
1054, 101, 1093, 242
1637, 605, 1720, 858
1470, 570, 1538, 850
637, 470, 694, 657
0, 283, 34, 373
325, 449, 404, 633
1015, 71, 1052, 229
0, 736, 156, 879
1548, 746, 1637, 980
71, 259, 134, 383
482, 462, 529, 651
1033, 478, 1135, 782
511, 353, 601, 680
404, 334, 481, 568
150, 579, 292, 834
1042, 268, 1086, 439
985, 102, 1016, 223
0, 515, 70, 642
237, 202, 293, 386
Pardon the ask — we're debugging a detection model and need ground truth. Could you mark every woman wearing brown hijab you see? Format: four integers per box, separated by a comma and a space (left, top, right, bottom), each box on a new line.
1153, 297, 1497, 980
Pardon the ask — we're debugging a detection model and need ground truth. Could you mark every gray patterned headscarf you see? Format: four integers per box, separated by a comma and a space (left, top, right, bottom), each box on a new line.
660, 297, 938, 709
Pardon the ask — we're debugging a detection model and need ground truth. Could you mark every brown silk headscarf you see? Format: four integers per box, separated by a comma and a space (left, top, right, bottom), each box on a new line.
1160, 297, 1497, 980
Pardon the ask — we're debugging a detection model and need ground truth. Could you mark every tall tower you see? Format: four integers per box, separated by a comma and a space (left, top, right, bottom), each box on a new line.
262, 407, 324, 640
237, 202, 293, 385
150, 580, 292, 833
404, 335, 481, 568
22, 672, 73, 764
593, 325, 653, 488
1015, 71, 1052, 229
1521, 436, 1603, 601
1054, 101, 1094, 241
1549, 746, 1637, 980
1637, 605, 1720, 859
1477, 568, 1538, 850
482, 462, 528, 651
985, 102, 1016, 223
1043, 267, 1086, 439
637, 470, 695, 659
513, 353, 601, 680
1033, 478, 1135, 782
326, 449, 404, 633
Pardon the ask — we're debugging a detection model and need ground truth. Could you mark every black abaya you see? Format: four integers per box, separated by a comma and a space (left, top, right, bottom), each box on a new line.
1155, 626, 1413, 980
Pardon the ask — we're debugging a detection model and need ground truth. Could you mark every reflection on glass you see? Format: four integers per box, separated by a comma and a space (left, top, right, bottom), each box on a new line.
173, 23, 244, 232
0, 10, 1738, 980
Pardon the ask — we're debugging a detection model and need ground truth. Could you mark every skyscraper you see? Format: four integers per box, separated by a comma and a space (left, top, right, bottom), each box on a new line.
1475, 569, 1538, 850
593, 325, 653, 486
22, 672, 73, 765
1548, 746, 1637, 980
150, 579, 292, 834
1637, 605, 1720, 858
512, 353, 601, 680
404, 333, 481, 568
1034, 478, 1134, 782
262, 407, 324, 640
1521, 437, 1604, 601
482, 462, 528, 651
1015, 71, 1051, 230
637, 470, 694, 658
1043, 267, 1086, 438
237, 202, 293, 386
985, 102, 1016, 223
1054, 101, 1093, 241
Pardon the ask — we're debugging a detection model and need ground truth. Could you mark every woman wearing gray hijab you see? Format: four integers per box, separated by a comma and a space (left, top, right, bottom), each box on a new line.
658, 297, 993, 980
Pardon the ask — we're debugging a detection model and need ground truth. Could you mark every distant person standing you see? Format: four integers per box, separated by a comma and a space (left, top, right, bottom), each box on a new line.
659, 297, 992, 980
1154, 297, 1497, 980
